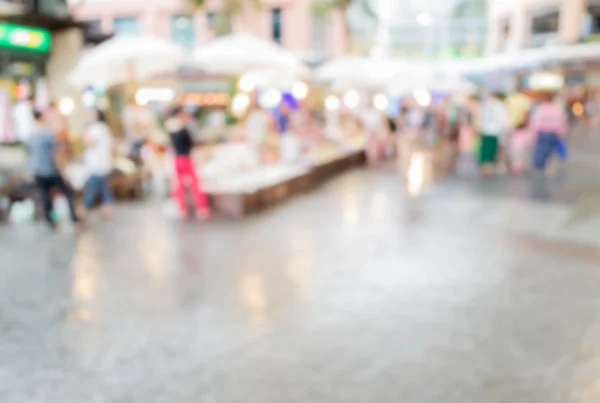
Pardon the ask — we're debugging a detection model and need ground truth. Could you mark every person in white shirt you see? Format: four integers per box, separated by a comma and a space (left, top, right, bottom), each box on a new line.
245, 104, 269, 149
82, 109, 114, 218
12, 96, 35, 142
479, 92, 510, 177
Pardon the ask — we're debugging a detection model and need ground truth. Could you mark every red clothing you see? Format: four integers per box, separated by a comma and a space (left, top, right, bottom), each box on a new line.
172, 156, 208, 216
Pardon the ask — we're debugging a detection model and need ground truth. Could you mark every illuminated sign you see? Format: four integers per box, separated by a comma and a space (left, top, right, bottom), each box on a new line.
527, 72, 564, 90
0, 22, 51, 52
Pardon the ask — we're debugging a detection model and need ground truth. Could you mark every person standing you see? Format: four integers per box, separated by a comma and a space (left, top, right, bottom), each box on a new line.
458, 95, 479, 171
165, 106, 209, 220
28, 110, 80, 229
530, 91, 568, 174
82, 109, 114, 218
479, 92, 510, 177
12, 96, 35, 142
361, 101, 384, 167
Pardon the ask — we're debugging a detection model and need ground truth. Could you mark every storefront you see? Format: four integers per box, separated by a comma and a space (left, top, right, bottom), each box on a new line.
0, 22, 52, 99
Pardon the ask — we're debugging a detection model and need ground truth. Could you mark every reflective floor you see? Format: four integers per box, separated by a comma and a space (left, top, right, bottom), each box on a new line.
3, 147, 600, 402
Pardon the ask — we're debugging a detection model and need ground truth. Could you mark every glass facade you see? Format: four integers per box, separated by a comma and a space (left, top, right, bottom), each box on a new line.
114, 17, 139, 35
38, 0, 69, 17
170, 15, 195, 50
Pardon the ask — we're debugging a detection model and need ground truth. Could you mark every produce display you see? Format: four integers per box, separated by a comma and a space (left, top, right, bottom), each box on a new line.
203, 164, 308, 194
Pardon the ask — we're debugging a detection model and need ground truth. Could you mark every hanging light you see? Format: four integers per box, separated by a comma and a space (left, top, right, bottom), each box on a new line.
373, 93, 388, 110
325, 95, 340, 111
258, 88, 282, 109
343, 89, 360, 109
231, 93, 250, 114
417, 12, 432, 26
292, 82, 309, 99
59, 97, 74, 116
413, 87, 431, 107
239, 74, 256, 93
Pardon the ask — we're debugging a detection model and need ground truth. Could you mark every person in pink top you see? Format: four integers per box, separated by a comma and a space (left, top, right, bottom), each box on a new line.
530, 92, 568, 172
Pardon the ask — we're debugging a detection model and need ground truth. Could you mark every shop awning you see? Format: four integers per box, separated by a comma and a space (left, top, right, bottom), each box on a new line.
3, 13, 84, 32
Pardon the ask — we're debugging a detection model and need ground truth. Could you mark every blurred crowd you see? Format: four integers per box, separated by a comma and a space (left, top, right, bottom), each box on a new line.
6, 83, 594, 229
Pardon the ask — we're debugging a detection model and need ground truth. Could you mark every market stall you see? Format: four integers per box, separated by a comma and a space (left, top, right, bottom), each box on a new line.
191, 132, 367, 218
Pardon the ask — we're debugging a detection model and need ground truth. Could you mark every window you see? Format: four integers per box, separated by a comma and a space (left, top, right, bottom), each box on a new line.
38, 0, 69, 17
85, 19, 102, 35
531, 10, 560, 36
170, 15, 195, 50
497, 17, 511, 52
207, 11, 230, 36
207, 11, 217, 30
271, 8, 282, 44
0, 0, 25, 14
583, 6, 600, 39
114, 17, 139, 35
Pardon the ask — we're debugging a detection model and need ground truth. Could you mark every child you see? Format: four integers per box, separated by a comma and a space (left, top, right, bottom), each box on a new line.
509, 126, 531, 175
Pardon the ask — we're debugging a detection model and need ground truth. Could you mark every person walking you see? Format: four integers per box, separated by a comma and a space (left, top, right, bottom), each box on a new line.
530, 91, 568, 175
165, 106, 209, 220
28, 110, 80, 229
479, 92, 510, 177
82, 109, 114, 218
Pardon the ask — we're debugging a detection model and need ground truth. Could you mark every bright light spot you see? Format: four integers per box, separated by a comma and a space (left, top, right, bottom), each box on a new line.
292, 81, 308, 99
59, 97, 74, 116
258, 88, 282, 109
343, 89, 360, 109
528, 72, 564, 90
231, 93, 250, 114
373, 93, 388, 110
417, 12, 432, 26
325, 95, 340, 111
135, 88, 175, 105
413, 87, 431, 107
82, 90, 96, 108
239, 74, 256, 93
407, 152, 425, 196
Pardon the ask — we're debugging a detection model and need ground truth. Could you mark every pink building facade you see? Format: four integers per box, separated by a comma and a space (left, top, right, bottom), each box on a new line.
69, 0, 348, 59
486, 0, 588, 55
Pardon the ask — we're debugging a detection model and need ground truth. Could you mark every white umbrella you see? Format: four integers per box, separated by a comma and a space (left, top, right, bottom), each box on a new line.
240, 69, 303, 90
388, 66, 476, 95
315, 56, 399, 86
192, 33, 308, 76
68, 35, 186, 87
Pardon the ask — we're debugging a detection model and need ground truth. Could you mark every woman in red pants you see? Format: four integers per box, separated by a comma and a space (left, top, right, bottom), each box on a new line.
165, 106, 210, 220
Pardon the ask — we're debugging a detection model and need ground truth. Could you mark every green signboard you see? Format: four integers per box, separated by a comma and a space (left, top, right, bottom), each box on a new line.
0, 22, 51, 53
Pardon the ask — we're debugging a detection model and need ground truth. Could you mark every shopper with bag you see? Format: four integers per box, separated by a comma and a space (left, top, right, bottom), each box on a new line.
530, 92, 568, 174
27, 110, 80, 229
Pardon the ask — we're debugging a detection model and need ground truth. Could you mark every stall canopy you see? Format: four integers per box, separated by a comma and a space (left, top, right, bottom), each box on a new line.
68, 35, 186, 87
459, 42, 600, 74
191, 33, 308, 77
314, 56, 401, 89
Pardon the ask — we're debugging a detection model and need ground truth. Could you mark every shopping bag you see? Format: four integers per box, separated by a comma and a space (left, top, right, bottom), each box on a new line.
556, 139, 567, 161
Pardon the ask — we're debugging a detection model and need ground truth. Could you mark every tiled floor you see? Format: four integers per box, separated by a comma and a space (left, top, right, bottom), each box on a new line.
2, 154, 600, 402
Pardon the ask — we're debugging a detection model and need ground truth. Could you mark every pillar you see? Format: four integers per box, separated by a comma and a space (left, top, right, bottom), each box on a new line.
46, 28, 86, 137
